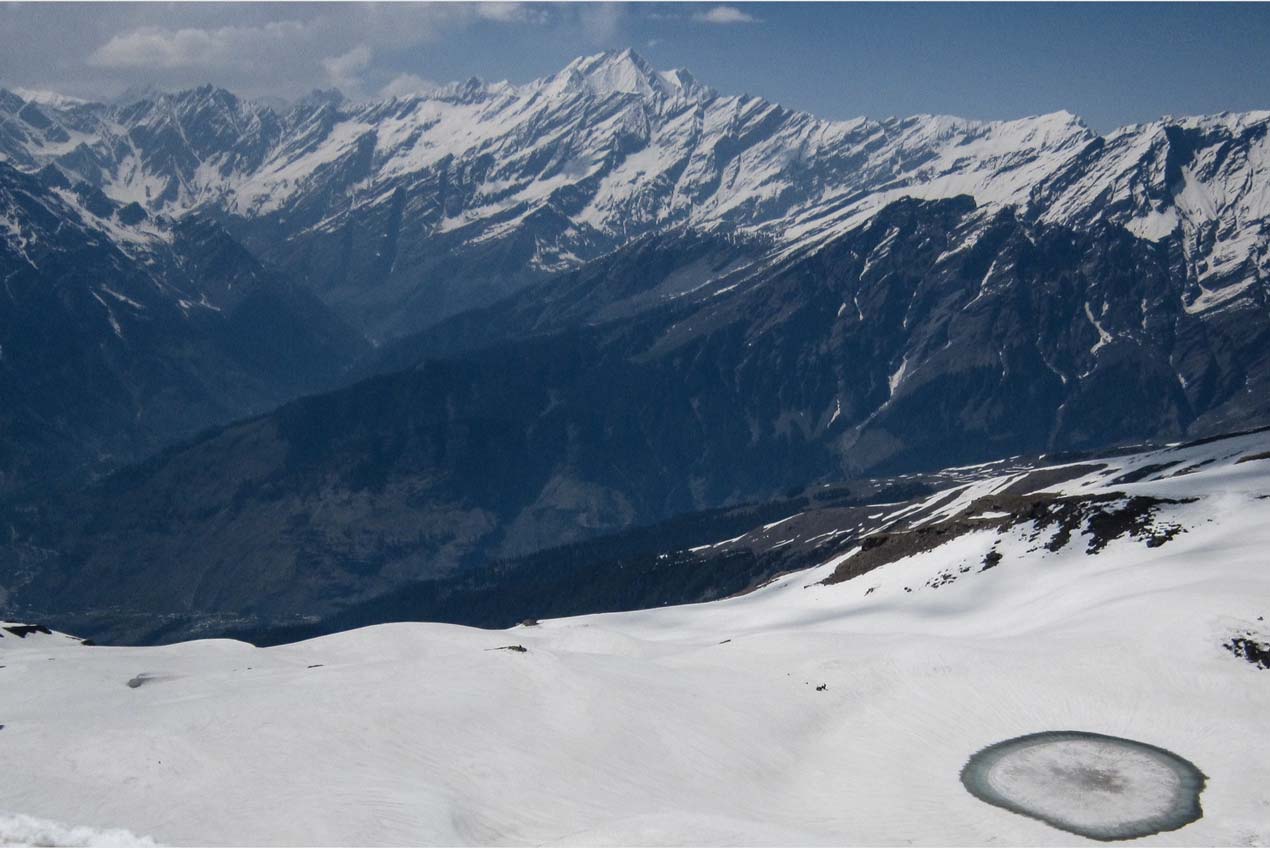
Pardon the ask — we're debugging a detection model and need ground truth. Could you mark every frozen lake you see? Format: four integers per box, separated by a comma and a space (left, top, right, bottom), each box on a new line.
961, 731, 1206, 840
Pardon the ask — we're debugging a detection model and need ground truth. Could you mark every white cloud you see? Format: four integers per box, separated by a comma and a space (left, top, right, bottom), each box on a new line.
475, 3, 547, 24
694, 6, 760, 25
322, 44, 372, 93
0, 813, 156, 848
30, 4, 562, 101
379, 73, 439, 99
87, 21, 310, 69
579, 3, 625, 43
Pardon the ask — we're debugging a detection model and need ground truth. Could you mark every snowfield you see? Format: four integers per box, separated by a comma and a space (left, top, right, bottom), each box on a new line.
2, 433, 1269, 846
0, 813, 154, 848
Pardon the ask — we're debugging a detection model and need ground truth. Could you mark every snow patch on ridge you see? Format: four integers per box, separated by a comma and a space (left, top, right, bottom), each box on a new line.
888, 356, 909, 396
1084, 302, 1113, 354
1125, 208, 1179, 241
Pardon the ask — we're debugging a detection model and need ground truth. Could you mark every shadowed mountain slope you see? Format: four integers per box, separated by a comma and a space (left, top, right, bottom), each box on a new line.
5, 195, 1267, 633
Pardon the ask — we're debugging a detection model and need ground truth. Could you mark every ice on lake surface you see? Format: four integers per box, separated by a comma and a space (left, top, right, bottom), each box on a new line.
961, 731, 1206, 841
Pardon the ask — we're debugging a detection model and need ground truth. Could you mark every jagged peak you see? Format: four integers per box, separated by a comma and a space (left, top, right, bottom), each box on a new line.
571, 47, 651, 73
902, 109, 1088, 135
0, 87, 27, 113
986, 110, 1096, 148
889, 110, 1094, 154
547, 48, 713, 102
428, 76, 507, 104
10, 87, 91, 110
111, 83, 169, 106
113, 84, 267, 121
1162, 109, 1270, 134
163, 84, 243, 108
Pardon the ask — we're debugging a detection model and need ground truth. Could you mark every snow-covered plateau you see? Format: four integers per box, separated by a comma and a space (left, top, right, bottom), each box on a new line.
2, 431, 1268, 846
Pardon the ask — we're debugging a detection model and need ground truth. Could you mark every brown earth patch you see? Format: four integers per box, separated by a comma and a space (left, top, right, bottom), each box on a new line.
1110, 462, 1183, 485
2, 624, 52, 638
1236, 451, 1270, 465
994, 464, 1106, 497
822, 492, 1195, 585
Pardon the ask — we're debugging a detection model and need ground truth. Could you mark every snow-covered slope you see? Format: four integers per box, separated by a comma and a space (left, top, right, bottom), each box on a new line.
3, 50, 1268, 335
3, 432, 1268, 845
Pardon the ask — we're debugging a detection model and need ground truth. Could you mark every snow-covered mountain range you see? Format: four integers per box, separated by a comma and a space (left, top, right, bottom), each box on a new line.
3, 49, 1268, 336
3, 52, 1269, 845
3, 430, 1268, 845
3, 49, 1270, 636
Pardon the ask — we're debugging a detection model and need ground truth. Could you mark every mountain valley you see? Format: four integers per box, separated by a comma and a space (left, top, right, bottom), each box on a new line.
2, 24, 1270, 845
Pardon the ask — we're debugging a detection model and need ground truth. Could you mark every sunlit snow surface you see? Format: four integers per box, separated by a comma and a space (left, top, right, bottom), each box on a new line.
2, 434, 1269, 845
961, 731, 1205, 841
0, 813, 155, 848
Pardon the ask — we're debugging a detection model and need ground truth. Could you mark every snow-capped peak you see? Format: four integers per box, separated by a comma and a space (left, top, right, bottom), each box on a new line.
2, 51, 1268, 322
550, 48, 712, 102
10, 87, 91, 109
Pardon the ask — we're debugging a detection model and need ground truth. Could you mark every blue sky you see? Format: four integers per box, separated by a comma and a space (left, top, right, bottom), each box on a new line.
2, 3, 1268, 131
